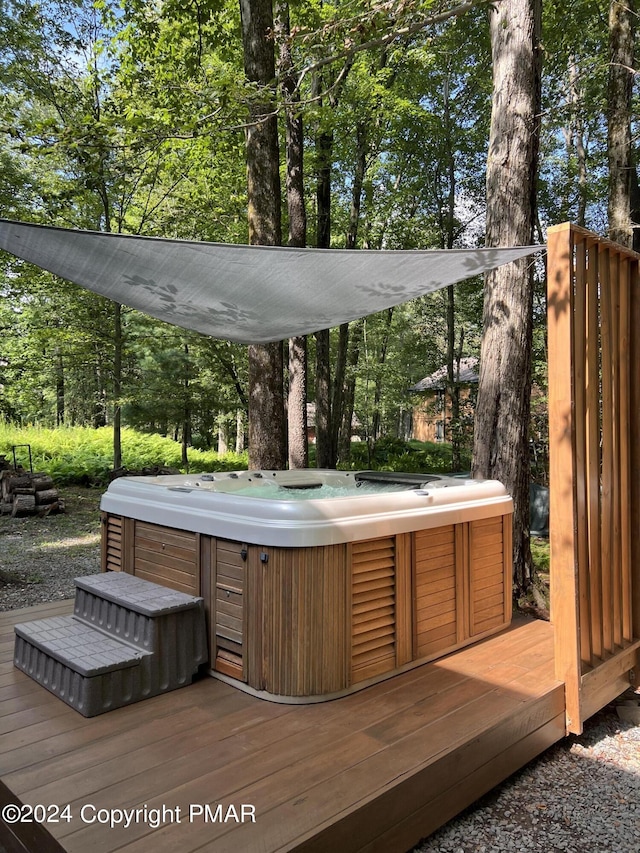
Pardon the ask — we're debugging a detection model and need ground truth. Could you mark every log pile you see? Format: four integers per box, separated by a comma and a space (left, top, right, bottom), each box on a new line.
0, 458, 65, 517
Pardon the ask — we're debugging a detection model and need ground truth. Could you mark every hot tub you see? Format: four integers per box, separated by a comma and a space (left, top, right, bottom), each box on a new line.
100, 469, 513, 702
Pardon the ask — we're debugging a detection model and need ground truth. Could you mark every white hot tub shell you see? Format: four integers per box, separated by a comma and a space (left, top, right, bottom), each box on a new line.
100, 470, 513, 702
101, 469, 512, 546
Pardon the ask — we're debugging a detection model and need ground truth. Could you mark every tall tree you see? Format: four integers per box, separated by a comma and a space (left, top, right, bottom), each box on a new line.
472, 0, 542, 595
607, 0, 637, 249
239, 0, 286, 469
275, 0, 309, 469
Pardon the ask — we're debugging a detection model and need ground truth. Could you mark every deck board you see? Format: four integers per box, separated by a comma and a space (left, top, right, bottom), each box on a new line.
0, 601, 564, 853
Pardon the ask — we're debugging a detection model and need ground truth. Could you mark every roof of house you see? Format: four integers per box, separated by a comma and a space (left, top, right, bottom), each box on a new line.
409, 356, 479, 392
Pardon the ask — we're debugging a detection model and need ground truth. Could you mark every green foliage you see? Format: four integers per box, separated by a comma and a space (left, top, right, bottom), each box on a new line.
3, 0, 603, 500
343, 437, 467, 474
531, 537, 551, 575
0, 423, 248, 486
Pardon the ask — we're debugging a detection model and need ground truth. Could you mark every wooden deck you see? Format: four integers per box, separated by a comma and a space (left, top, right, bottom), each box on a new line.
1, 601, 565, 853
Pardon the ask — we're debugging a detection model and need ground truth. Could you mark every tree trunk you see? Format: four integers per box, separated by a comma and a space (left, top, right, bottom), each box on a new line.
311, 51, 354, 470
330, 323, 349, 463
218, 417, 228, 456
235, 408, 245, 454
472, 0, 542, 597
276, 0, 308, 469
314, 328, 332, 467
239, 0, 286, 470
568, 57, 588, 228
181, 341, 190, 470
338, 319, 363, 463
437, 70, 463, 471
607, 0, 636, 248
288, 336, 308, 467
346, 123, 368, 250
371, 308, 394, 443
113, 301, 122, 471
314, 115, 334, 469
248, 342, 286, 468
55, 348, 64, 426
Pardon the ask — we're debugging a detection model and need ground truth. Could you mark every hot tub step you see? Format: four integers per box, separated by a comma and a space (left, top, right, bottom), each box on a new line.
14, 616, 148, 675
72, 572, 208, 660
13, 573, 207, 717
14, 616, 152, 717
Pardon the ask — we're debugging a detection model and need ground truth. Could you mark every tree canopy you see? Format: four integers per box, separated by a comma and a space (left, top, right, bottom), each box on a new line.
0, 1, 635, 533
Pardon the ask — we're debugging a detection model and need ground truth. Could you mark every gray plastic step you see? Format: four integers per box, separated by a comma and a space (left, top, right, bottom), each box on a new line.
13, 573, 208, 717
73, 573, 208, 661
14, 616, 148, 676
75, 572, 205, 617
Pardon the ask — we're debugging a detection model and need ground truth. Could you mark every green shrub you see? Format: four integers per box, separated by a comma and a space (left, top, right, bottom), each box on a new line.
0, 423, 248, 486
0, 422, 472, 486
340, 438, 467, 474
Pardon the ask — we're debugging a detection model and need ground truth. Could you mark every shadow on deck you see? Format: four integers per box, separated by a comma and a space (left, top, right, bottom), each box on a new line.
0, 601, 564, 853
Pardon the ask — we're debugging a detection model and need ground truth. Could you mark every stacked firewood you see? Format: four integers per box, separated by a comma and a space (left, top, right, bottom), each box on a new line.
0, 458, 64, 517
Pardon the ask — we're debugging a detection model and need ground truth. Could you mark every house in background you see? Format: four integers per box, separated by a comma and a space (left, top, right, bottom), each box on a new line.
305, 402, 361, 445
409, 356, 479, 443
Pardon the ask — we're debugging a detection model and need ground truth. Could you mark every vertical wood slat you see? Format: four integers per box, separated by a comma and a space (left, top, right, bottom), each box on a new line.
586, 240, 603, 661
123, 517, 135, 574
599, 247, 614, 655
547, 223, 583, 733
468, 518, 508, 636
413, 526, 458, 658
245, 544, 263, 690
503, 514, 513, 626
200, 534, 213, 672
573, 237, 591, 667
619, 259, 632, 643
395, 533, 413, 667
609, 251, 623, 650
456, 523, 468, 646
630, 260, 640, 639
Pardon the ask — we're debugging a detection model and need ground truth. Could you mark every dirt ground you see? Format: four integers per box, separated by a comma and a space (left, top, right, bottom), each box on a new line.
0, 486, 102, 611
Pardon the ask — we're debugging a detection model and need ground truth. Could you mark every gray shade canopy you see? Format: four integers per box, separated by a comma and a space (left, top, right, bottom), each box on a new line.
0, 218, 542, 343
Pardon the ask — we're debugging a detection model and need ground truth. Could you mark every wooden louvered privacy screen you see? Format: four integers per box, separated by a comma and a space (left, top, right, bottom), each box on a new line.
548, 223, 640, 734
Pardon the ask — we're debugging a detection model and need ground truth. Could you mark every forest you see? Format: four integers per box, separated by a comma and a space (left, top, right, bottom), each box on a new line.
0, 0, 637, 593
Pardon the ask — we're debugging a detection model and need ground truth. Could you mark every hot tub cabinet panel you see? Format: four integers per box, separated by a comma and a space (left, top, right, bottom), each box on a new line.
101, 515, 200, 595
414, 516, 513, 663
414, 525, 464, 658
469, 516, 513, 636
250, 543, 350, 697
212, 539, 246, 682
100, 471, 513, 701
350, 534, 414, 684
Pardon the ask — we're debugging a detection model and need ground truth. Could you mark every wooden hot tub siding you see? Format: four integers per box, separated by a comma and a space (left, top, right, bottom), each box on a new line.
100, 512, 512, 700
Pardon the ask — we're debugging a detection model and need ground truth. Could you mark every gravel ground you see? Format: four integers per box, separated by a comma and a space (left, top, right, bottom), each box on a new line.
1, 491, 639, 852
413, 704, 640, 853
0, 486, 102, 610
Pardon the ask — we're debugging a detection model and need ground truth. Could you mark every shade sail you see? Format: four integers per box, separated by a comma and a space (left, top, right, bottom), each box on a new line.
0, 218, 542, 344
